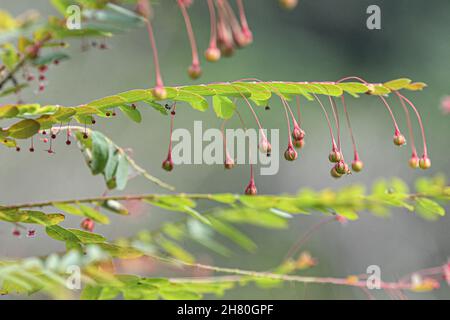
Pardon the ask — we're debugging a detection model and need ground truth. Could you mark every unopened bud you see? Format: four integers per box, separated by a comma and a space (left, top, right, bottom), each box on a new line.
205, 47, 221, 62
328, 150, 342, 163
408, 154, 420, 169
188, 63, 202, 80
419, 155, 431, 170
244, 180, 257, 195
351, 160, 364, 172
393, 132, 406, 146
284, 145, 298, 161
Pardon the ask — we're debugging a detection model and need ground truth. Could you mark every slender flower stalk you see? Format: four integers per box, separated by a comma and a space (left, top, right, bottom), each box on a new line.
216, 1, 234, 56
396, 94, 419, 168
137, 0, 166, 99
312, 94, 338, 152
244, 160, 257, 195
337, 76, 406, 147
221, 120, 234, 169
395, 92, 430, 169
205, 0, 221, 62
281, 98, 298, 161
238, 93, 271, 155
177, 0, 202, 79
234, 108, 257, 195
378, 96, 402, 138
328, 96, 341, 150
162, 105, 176, 172
341, 96, 363, 172
236, 0, 253, 42
219, 0, 248, 47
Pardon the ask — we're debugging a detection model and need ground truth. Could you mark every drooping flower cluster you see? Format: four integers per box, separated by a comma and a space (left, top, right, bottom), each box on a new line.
137, 0, 255, 100
160, 77, 431, 196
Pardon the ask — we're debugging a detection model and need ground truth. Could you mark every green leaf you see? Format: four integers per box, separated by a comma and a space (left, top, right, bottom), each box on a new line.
183, 206, 211, 226
0, 43, 18, 70
159, 285, 202, 300
97, 243, 143, 259
115, 153, 129, 191
104, 145, 119, 189
119, 105, 142, 123
53, 107, 77, 122
23, 211, 65, 226
220, 208, 288, 229
80, 284, 103, 300
78, 204, 110, 224
45, 225, 82, 250
90, 131, 110, 175
67, 229, 106, 244
0, 137, 16, 148
174, 90, 209, 111
142, 100, 168, 115
157, 237, 195, 263
233, 82, 272, 102
0, 105, 19, 119
212, 95, 236, 119
53, 203, 82, 216
209, 217, 256, 252
7, 119, 40, 139
384, 78, 412, 91
415, 198, 445, 220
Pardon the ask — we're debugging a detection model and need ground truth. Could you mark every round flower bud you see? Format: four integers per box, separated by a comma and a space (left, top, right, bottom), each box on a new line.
419, 156, 431, 170
162, 158, 174, 172
292, 127, 305, 141
284, 145, 298, 161
393, 132, 406, 146
81, 218, 95, 232
259, 138, 272, 154
293, 138, 305, 149
408, 155, 420, 169
188, 63, 202, 80
328, 150, 342, 163
335, 161, 349, 175
220, 43, 234, 57
351, 160, 364, 172
205, 47, 221, 62
244, 181, 257, 195
330, 167, 342, 179
224, 154, 235, 169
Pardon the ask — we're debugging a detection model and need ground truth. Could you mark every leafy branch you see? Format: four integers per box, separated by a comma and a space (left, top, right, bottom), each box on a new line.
1, 243, 447, 299
1, 176, 448, 257
0, 78, 426, 144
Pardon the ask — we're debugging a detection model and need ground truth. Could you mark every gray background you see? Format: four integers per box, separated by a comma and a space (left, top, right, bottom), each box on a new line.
0, 0, 449, 299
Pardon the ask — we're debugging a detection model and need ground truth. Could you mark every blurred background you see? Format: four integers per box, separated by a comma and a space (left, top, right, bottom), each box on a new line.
0, 0, 449, 299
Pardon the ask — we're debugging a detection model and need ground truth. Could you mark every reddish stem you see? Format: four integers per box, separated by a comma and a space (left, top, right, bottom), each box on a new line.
337, 76, 402, 135
341, 96, 359, 158
396, 94, 417, 156
378, 96, 401, 133
329, 96, 341, 150
395, 92, 428, 156
312, 93, 337, 150
178, 0, 200, 66
281, 99, 293, 145
207, 0, 218, 48
236, 0, 250, 33
145, 19, 164, 88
